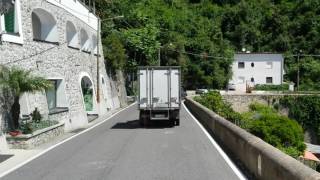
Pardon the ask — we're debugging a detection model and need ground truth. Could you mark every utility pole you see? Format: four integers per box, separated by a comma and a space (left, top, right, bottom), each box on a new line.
96, 18, 101, 103
158, 47, 161, 66
296, 50, 302, 91
96, 15, 124, 103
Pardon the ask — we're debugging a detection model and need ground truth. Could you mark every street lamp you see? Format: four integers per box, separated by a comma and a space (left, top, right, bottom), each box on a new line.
96, 15, 124, 103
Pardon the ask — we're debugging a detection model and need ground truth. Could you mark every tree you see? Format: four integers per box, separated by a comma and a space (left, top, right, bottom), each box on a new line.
0, 66, 52, 130
103, 32, 127, 73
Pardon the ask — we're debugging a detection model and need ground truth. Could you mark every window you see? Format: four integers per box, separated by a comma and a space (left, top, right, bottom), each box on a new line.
92, 35, 97, 54
80, 29, 91, 52
266, 62, 273, 69
251, 77, 254, 82
66, 21, 78, 48
45, 79, 68, 113
251, 62, 254, 67
46, 80, 57, 110
4, 8, 15, 33
266, 77, 273, 84
238, 62, 245, 69
238, 76, 245, 83
0, 0, 23, 44
32, 8, 58, 43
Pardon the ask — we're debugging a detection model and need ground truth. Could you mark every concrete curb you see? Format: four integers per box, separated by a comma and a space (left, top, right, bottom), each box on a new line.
185, 97, 320, 180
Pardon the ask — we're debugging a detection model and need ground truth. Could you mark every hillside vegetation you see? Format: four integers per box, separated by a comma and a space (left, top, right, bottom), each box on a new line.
95, 0, 320, 91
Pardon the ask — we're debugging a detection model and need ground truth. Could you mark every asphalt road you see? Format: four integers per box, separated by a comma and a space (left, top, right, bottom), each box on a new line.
2, 103, 242, 180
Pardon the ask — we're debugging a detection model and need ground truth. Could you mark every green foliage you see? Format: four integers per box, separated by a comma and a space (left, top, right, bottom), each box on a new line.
195, 92, 305, 158
0, 65, 52, 130
95, 0, 320, 89
20, 120, 59, 134
194, 91, 243, 125
255, 84, 289, 91
30, 108, 42, 123
0, 66, 52, 96
245, 104, 305, 158
280, 96, 320, 141
20, 122, 33, 134
103, 32, 127, 71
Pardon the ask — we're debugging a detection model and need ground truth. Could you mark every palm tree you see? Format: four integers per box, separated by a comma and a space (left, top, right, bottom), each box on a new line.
0, 65, 52, 130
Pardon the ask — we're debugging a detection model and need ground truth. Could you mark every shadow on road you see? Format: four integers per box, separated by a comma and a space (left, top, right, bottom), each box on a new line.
111, 120, 174, 129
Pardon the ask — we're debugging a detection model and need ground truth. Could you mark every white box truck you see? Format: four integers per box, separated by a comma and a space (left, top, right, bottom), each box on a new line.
138, 66, 181, 126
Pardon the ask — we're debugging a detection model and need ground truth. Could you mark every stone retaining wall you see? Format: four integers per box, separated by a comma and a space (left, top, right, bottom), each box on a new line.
185, 97, 320, 180
6, 122, 64, 149
222, 93, 313, 113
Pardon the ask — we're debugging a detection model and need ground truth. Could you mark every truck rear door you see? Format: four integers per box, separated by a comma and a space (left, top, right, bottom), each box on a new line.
170, 68, 180, 108
139, 68, 149, 109
151, 69, 169, 109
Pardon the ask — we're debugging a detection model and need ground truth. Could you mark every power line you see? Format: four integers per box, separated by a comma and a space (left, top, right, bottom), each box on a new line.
167, 49, 232, 60
286, 54, 320, 58
4, 42, 67, 65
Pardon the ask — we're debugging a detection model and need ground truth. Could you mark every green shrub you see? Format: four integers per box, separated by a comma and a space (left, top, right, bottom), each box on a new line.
30, 108, 42, 123
255, 84, 289, 91
194, 92, 306, 158
245, 103, 305, 157
194, 91, 242, 123
20, 123, 33, 134
280, 95, 320, 142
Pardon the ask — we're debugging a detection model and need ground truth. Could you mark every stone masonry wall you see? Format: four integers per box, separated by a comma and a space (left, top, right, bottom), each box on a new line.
6, 123, 64, 149
0, 0, 122, 132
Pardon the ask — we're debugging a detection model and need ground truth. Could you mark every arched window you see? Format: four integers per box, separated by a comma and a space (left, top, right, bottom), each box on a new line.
80, 29, 91, 52
92, 35, 97, 54
66, 21, 78, 48
32, 9, 58, 43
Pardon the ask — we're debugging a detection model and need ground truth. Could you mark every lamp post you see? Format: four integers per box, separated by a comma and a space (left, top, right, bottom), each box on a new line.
96, 15, 124, 103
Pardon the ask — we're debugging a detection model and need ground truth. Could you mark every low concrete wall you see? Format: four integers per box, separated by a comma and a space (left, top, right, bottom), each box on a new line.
6, 122, 64, 149
185, 97, 320, 180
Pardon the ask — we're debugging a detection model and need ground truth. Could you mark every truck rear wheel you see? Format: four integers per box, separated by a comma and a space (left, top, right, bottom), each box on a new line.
139, 111, 144, 126
175, 118, 180, 126
144, 112, 149, 127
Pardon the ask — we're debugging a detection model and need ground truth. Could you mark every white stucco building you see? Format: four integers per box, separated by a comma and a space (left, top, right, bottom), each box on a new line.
230, 53, 284, 92
0, 0, 126, 149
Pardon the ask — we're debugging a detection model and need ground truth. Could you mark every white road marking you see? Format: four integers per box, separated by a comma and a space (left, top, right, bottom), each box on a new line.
182, 102, 247, 180
0, 103, 136, 178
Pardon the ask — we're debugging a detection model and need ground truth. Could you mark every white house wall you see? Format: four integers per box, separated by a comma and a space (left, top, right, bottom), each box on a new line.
46, 0, 98, 30
230, 53, 284, 91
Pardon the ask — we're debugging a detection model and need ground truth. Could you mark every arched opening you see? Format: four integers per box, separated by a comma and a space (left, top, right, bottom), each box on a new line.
32, 8, 58, 42
66, 21, 78, 48
80, 29, 90, 52
81, 76, 95, 111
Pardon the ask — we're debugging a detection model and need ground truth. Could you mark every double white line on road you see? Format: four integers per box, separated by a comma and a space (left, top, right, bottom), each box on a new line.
0, 103, 137, 178
182, 102, 247, 180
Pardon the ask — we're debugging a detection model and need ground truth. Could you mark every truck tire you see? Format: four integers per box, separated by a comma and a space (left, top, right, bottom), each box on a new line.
144, 112, 150, 127
174, 110, 180, 126
175, 118, 180, 126
139, 111, 144, 126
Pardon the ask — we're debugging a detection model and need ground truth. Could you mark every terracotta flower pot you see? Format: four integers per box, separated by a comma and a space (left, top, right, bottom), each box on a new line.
9, 130, 21, 137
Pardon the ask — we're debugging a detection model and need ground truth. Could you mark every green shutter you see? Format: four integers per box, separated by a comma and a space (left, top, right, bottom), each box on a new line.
4, 9, 15, 33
